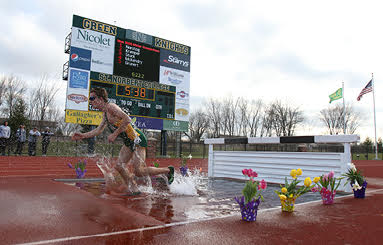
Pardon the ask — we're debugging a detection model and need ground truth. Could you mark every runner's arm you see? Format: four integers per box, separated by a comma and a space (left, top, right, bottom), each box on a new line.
72, 113, 107, 140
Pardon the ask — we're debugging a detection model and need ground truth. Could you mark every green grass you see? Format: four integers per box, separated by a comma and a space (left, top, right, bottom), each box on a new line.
352, 153, 383, 160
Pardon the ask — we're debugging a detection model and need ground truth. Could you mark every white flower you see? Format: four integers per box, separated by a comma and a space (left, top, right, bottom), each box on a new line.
348, 163, 357, 172
352, 181, 362, 191
188, 154, 192, 160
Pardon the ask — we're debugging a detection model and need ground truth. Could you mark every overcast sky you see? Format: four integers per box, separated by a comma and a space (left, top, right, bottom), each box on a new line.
0, 0, 381, 141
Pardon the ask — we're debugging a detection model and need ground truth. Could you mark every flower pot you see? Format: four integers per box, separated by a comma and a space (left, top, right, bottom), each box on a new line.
352, 181, 367, 198
320, 189, 336, 204
234, 196, 261, 221
180, 166, 188, 177
281, 197, 296, 212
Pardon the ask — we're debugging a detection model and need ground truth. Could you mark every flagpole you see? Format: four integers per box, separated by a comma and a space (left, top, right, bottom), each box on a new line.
343, 81, 346, 134
372, 73, 379, 160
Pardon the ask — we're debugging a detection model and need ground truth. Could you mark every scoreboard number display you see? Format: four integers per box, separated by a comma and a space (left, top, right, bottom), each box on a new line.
90, 72, 176, 120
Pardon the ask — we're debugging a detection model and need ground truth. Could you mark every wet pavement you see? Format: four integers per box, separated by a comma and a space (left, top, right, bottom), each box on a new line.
61, 174, 341, 224
0, 159, 382, 244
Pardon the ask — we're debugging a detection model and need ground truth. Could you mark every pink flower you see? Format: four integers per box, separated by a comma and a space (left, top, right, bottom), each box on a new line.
323, 174, 328, 182
311, 187, 319, 192
260, 179, 267, 190
251, 171, 258, 178
242, 169, 247, 176
328, 171, 335, 179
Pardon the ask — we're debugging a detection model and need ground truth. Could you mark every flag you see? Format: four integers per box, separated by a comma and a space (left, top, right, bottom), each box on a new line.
357, 79, 373, 101
329, 88, 343, 103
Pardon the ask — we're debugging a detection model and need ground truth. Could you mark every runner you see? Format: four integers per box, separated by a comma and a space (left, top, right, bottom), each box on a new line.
72, 87, 174, 195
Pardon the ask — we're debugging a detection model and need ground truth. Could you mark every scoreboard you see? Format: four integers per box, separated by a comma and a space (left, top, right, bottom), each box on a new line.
65, 15, 190, 131
90, 72, 176, 120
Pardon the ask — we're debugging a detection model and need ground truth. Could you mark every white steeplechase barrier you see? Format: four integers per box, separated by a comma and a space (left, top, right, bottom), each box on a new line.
204, 135, 360, 192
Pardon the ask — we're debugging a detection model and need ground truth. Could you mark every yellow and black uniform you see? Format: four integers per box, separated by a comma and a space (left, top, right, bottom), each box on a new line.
105, 114, 147, 151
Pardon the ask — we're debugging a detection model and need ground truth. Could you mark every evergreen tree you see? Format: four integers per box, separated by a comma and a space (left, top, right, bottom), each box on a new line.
9, 97, 30, 136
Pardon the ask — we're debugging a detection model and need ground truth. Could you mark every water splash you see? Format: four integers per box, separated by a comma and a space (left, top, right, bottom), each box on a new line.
169, 168, 207, 196
95, 153, 206, 197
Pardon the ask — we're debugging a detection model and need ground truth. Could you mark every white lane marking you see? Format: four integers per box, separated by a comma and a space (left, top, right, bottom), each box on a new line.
16, 188, 383, 245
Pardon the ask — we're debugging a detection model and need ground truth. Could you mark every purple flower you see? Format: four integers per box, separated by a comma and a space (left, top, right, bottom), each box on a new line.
67, 163, 73, 169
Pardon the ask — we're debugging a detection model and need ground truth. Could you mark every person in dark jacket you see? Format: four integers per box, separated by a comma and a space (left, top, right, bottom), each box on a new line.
41, 127, 54, 156
28, 127, 40, 156
15, 125, 26, 155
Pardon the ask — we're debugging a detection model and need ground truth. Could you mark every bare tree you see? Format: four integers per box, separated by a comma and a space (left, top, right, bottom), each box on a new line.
261, 100, 304, 136
0, 75, 9, 108
319, 103, 361, 134
1, 75, 26, 118
272, 100, 304, 136
205, 98, 223, 137
221, 97, 240, 136
29, 75, 60, 123
260, 103, 275, 137
236, 97, 248, 136
56, 116, 81, 136
247, 99, 264, 137
186, 109, 210, 142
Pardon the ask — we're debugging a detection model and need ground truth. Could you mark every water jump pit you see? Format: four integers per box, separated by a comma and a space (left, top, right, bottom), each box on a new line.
54, 169, 344, 224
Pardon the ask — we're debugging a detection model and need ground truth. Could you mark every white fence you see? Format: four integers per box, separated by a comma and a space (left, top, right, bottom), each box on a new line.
204, 135, 360, 192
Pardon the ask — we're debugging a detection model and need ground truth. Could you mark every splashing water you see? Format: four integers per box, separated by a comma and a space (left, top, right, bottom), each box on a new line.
169, 168, 207, 196
95, 153, 207, 197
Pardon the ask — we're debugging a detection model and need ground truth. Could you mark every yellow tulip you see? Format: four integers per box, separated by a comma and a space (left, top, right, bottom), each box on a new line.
304, 177, 312, 187
281, 187, 287, 193
290, 169, 297, 178
296, 168, 303, 176
279, 194, 287, 201
313, 177, 320, 183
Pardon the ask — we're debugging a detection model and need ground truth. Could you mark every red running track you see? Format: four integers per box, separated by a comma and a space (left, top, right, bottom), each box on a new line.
0, 157, 382, 244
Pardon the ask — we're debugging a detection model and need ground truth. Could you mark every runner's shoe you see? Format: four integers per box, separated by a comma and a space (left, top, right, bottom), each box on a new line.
167, 166, 174, 184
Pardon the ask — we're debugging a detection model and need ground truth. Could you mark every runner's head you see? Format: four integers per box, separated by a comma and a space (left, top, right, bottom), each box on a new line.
90, 88, 108, 103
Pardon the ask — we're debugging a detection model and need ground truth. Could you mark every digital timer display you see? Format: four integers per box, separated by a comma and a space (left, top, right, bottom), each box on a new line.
89, 73, 176, 120
116, 84, 155, 100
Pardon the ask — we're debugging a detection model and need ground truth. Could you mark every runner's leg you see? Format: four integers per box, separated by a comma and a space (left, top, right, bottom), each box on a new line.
114, 145, 140, 193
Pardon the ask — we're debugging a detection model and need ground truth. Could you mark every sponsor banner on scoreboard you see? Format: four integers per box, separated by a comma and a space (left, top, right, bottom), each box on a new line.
163, 120, 188, 131
133, 116, 163, 130
71, 27, 115, 74
174, 102, 189, 121
65, 109, 103, 125
69, 68, 89, 89
159, 66, 189, 88
66, 89, 89, 111
126, 29, 153, 46
159, 49, 190, 72
159, 66, 190, 104
69, 46, 91, 70
66, 68, 90, 111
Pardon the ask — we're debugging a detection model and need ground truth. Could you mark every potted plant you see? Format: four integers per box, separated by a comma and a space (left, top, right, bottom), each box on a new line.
274, 168, 315, 212
312, 171, 342, 204
342, 163, 367, 198
67, 160, 87, 187
234, 169, 267, 221
180, 153, 192, 177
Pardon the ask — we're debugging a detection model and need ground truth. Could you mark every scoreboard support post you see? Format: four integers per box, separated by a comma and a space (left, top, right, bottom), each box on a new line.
160, 130, 167, 156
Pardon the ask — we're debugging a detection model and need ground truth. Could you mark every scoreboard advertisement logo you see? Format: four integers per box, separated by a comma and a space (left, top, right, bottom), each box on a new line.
69, 47, 91, 70
65, 15, 191, 131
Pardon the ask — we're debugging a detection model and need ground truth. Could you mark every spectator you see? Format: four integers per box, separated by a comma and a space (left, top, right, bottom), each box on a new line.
28, 127, 40, 156
0, 121, 11, 156
41, 127, 54, 156
15, 125, 27, 155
